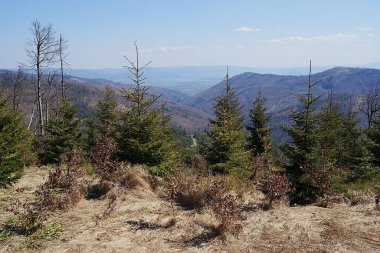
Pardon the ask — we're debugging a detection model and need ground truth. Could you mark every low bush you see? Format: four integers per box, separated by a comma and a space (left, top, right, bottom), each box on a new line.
253, 155, 290, 209
90, 136, 123, 181
165, 168, 227, 209
5, 152, 86, 237
36, 152, 86, 212
258, 171, 290, 209
210, 192, 244, 240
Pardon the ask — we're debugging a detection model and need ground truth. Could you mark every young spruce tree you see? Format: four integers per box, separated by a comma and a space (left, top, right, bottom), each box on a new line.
317, 89, 343, 171
282, 61, 329, 203
83, 87, 118, 156
204, 67, 250, 175
39, 97, 82, 164
367, 114, 380, 179
0, 99, 34, 187
247, 89, 271, 157
97, 87, 118, 136
336, 98, 363, 168
116, 42, 177, 174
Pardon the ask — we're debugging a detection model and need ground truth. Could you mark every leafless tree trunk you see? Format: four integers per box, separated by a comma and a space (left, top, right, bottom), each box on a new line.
58, 34, 69, 98
359, 84, 380, 129
26, 20, 58, 135
44, 71, 57, 123
28, 100, 37, 130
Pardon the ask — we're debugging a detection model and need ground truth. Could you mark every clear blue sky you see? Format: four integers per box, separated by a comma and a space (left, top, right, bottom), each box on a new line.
1, 0, 380, 69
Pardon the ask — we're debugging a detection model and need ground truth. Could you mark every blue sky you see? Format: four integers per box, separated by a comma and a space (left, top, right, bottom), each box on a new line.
1, 0, 380, 69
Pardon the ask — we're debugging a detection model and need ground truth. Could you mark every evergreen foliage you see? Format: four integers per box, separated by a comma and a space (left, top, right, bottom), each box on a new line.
337, 99, 363, 168
96, 87, 118, 136
204, 68, 250, 175
282, 62, 329, 203
369, 115, 380, 167
83, 87, 118, 156
82, 118, 98, 157
316, 91, 366, 191
39, 97, 82, 164
0, 99, 33, 187
317, 90, 345, 170
116, 43, 177, 173
247, 90, 271, 157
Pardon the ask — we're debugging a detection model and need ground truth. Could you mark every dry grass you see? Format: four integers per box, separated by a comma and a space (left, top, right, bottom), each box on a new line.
119, 166, 153, 191
1, 167, 380, 252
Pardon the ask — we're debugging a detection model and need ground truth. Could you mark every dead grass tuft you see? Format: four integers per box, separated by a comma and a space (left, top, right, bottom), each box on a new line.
165, 168, 228, 210
344, 190, 374, 206
119, 166, 152, 191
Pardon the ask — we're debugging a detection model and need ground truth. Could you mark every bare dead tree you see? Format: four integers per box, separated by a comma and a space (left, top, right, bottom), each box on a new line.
58, 34, 69, 98
359, 84, 380, 130
44, 71, 57, 123
26, 20, 59, 135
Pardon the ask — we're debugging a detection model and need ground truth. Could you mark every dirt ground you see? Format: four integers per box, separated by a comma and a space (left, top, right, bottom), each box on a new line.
0, 167, 379, 253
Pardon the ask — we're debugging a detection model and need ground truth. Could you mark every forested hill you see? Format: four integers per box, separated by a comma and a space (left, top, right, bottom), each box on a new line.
0, 71, 211, 132
1, 66, 380, 133
184, 67, 380, 117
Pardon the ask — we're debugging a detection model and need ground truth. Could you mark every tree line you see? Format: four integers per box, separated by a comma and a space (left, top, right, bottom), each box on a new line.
1, 21, 380, 205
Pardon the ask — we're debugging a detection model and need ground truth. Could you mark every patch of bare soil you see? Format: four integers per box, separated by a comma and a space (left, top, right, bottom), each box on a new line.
1, 168, 379, 253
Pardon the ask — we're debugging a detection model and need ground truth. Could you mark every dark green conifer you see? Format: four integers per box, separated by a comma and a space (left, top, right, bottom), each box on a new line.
39, 97, 82, 164
0, 99, 33, 187
317, 89, 343, 170
247, 90, 271, 157
116, 43, 177, 173
97, 87, 118, 136
337, 98, 363, 168
83, 87, 118, 156
282, 61, 328, 203
204, 67, 250, 175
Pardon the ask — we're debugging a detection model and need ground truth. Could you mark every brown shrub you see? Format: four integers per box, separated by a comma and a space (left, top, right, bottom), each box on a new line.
7, 152, 87, 235
6, 199, 44, 235
165, 168, 227, 210
36, 154, 86, 212
252, 155, 290, 209
90, 135, 155, 190
258, 171, 290, 209
191, 155, 210, 177
250, 155, 271, 181
90, 136, 123, 181
210, 192, 244, 240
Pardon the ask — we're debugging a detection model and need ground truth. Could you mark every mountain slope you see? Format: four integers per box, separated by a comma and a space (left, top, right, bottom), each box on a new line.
183, 67, 380, 116
0, 71, 210, 133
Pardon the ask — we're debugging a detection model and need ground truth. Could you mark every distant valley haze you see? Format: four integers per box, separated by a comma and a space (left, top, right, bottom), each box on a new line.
64, 63, 380, 95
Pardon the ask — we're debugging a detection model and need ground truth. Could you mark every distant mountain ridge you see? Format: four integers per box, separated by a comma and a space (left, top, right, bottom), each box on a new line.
2, 66, 380, 133
184, 67, 380, 118
0, 70, 211, 132
65, 65, 336, 95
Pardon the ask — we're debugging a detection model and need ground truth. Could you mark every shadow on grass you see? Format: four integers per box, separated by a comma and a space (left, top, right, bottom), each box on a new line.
183, 224, 221, 247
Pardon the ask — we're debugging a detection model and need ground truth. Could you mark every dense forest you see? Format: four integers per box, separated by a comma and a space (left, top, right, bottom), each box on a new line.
1, 20, 380, 251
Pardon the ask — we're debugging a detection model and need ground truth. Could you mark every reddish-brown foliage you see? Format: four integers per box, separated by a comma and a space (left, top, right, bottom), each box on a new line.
210, 192, 244, 240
